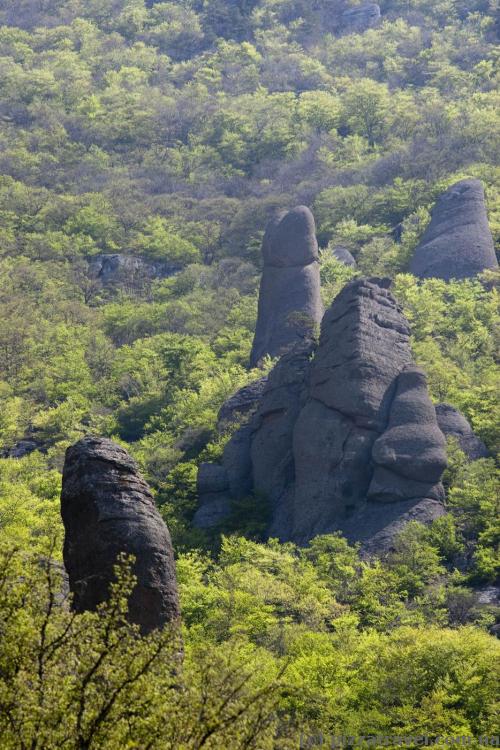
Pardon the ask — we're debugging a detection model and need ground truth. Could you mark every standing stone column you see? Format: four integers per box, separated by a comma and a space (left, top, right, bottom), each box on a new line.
250, 206, 323, 367
409, 179, 497, 280
61, 436, 180, 634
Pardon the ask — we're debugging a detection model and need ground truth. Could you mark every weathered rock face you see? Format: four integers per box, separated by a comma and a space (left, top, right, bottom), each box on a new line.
61, 436, 180, 633
342, 3, 381, 32
331, 245, 357, 267
88, 254, 181, 288
250, 206, 323, 368
368, 367, 447, 503
195, 377, 269, 527
217, 377, 268, 433
409, 179, 498, 280
196, 278, 447, 552
436, 403, 489, 460
2, 438, 41, 459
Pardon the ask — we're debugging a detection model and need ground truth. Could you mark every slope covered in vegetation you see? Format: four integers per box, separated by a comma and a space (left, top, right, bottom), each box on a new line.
0, 1, 498, 746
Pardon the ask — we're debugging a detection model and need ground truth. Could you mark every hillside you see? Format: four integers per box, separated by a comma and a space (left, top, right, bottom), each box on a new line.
0, 1, 499, 747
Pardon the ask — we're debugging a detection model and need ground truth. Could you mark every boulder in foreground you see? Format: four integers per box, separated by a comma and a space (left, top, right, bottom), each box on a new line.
61, 436, 180, 634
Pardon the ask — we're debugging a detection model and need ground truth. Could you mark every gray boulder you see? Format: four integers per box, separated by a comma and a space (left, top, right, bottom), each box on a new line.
369, 366, 447, 501
409, 179, 498, 280
194, 342, 313, 529
250, 206, 323, 367
61, 436, 180, 634
195, 463, 232, 528
330, 245, 357, 267
308, 277, 411, 431
342, 3, 381, 32
291, 281, 446, 547
2, 438, 41, 458
251, 340, 315, 523
197, 277, 447, 552
436, 403, 489, 460
88, 254, 181, 288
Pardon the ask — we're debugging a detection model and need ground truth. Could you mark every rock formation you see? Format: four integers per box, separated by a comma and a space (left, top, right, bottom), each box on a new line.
330, 245, 357, 267
61, 436, 180, 633
391, 223, 404, 243
197, 378, 268, 527
2, 437, 41, 459
88, 254, 181, 288
196, 278, 447, 552
342, 3, 381, 32
217, 377, 268, 432
409, 179, 498, 280
250, 206, 323, 367
436, 403, 489, 460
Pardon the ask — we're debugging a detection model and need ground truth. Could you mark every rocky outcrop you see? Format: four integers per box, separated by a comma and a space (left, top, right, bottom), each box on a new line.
368, 367, 447, 504
61, 436, 180, 634
342, 3, 381, 32
409, 179, 498, 280
250, 206, 323, 367
196, 377, 269, 526
217, 377, 268, 432
88, 254, 181, 288
330, 245, 357, 267
196, 278, 447, 551
195, 464, 232, 529
2, 438, 42, 459
436, 403, 489, 460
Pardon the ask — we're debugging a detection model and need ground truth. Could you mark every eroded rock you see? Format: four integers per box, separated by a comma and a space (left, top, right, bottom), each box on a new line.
88, 254, 181, 288
369, 366, 447, 502
342, 3, 381, 32
61, 436, 180, 633
331, 245, 357, 267
409, 179, 498, 280
250, 206, 323, 367
436, 403, 489, 460
197, 278, 447, 552
217, 377, 268, 432
2, 438, 42, 458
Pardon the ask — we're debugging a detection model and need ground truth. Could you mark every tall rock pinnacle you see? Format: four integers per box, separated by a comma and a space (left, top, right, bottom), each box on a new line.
250, 206, 323, 367
61, 436, 180, 634
410, 179, 497, 280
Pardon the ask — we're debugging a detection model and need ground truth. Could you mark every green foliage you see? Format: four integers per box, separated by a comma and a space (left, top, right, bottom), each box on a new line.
0, 1, 498, 743
0, 543, 283, 749
394, 274, 499, 451
0, 0, 496, 568
0, 455, 62, 552
133, 217, 202, 264
448, 459, 500, 582
320, 251, 359, 306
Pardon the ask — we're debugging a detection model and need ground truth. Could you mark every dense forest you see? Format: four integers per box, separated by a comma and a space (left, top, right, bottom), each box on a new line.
0, 0, 498, 747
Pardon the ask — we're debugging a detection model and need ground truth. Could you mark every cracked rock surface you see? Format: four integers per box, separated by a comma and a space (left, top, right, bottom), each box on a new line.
196, 278, 448, 552
61, 436, 180, 633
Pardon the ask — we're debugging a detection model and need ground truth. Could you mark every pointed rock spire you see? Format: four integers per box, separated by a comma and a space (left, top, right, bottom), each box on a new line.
250, 206, 323, 367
